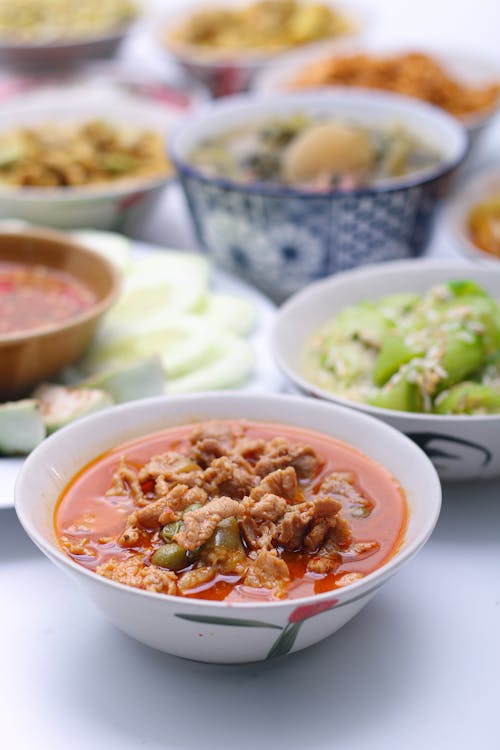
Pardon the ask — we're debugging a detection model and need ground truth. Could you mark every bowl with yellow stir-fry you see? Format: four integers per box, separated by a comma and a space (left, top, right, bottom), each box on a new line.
171, 89, 467, 300
273, 260, 500, 481
0, 0, 137, 68
0, 84, 178, 229
161, 0, 363, 96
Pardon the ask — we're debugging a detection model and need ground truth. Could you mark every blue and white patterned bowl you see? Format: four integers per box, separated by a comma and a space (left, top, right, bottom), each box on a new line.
171, 89, 468, 300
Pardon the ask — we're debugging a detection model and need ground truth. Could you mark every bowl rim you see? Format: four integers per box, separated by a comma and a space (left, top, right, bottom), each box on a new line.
253, 43, 500, 129
273, 258, 500, 423
0, 3, 138, 51
14, 391, 442, 610
0, 173, 173, 203
170, 87, 469, 199
0, 226, 121, 345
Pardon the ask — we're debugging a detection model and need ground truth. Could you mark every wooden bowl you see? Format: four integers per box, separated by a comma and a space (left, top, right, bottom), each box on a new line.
0, 228, 120, 399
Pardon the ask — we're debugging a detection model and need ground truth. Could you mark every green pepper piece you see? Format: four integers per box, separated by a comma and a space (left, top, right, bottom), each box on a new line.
160, 521, 183, 543
151, 543, 192, 571
372, 334, 422, 387
446, 280, 490, 299
435, 382, 500, 414
213, 517, 243, 551
369, 375, 424, 412
437, 329, 486, 391
328, 301, 391, 348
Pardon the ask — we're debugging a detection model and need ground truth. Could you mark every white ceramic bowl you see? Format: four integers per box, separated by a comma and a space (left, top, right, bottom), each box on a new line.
15, 392, 441, 664
158, 0, 367, 97
171, 88, 467, 300
0, 21, 135, 70
273, 260, 500, 482
444, 165, 500, 266
0, 84, 179, 230
254, 42, 500, 147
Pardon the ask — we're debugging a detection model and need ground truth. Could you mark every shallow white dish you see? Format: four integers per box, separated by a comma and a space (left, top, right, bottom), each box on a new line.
0, 84, 179, 230
156, 0, 367, 97
273, 260, 500, 481
15, 391, 441, 663
0, 240, 281, 509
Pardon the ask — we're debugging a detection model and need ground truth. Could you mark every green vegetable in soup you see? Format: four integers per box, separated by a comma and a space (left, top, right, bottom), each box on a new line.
188, 114, 441, 191
213, 517, 243, 551
303, 279, 500, 415
160, 521, 183, 543
152, 543, 192, 571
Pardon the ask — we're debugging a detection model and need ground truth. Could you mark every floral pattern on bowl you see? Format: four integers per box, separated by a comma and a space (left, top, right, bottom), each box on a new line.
180, 171, 443, 300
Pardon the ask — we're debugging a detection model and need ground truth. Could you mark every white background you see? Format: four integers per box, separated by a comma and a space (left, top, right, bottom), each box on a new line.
1, 1, 500, 749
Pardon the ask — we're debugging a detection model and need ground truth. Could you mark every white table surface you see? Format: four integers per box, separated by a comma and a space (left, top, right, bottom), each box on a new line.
1, 1, 500, 748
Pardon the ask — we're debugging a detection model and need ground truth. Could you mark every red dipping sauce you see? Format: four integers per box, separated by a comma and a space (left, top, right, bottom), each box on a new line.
0, 261, 96, 335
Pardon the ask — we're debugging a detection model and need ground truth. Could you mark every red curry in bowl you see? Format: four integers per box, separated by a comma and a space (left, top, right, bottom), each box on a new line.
0, 261, 96, 336
56, 419, 408, 602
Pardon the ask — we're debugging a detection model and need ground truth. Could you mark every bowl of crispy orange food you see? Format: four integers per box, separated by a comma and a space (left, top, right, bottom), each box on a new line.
0, 227, 119, 400
160, 0, 364, 96
15, 392, 441, 663
0, 84, 178, 229
254, 44, 500, 144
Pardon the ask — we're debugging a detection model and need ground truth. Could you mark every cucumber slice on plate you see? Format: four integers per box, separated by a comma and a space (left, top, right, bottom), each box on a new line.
71, 230, 132, 273
81, 355, 165, 403
0, 400, 45, 455
32, 383, 113, 434
102, 253, 210, 332
82, 316, 221, 379
200, 293, 257, 336
166, 334, 254, 394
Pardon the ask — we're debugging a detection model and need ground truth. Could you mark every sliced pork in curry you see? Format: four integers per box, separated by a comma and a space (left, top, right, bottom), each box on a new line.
56, 420, 407, 601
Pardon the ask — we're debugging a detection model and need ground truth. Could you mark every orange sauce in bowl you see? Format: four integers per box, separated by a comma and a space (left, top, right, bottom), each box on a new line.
55, 421, 408, 602
0, 261, 95, 335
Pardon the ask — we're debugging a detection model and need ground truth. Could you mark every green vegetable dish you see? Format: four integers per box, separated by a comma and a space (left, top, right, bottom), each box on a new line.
188, 114, 441, 191
303, 280, 500, 415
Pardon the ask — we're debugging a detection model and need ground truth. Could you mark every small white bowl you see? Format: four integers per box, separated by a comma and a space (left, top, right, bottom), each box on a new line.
254, 43, 500, 146
273, 261, 500, 481
158, 0, 367, 97
0, 21, 135, 70
444, 165, 500, 265
15, 392, 441, 664
0, 84, 179, 230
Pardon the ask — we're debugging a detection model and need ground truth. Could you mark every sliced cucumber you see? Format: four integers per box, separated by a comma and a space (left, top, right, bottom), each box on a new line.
102, 253, 210, 331
32, 383, 113, 434
166, 335, 254, 394
82, 316, 221, 379
199, 293, 257, 336
81, 356, 165, 403
0, 400, 45, 455
71, 230, 132, 273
